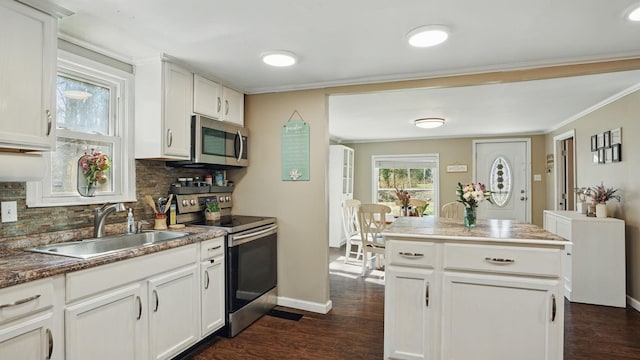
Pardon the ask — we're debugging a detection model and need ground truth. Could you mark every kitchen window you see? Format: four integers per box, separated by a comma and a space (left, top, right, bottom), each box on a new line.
372, 154, 439, 216
27, 49, 135, 207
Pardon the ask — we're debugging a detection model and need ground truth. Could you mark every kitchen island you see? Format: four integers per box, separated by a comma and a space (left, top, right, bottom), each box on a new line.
382, 216, 569, 360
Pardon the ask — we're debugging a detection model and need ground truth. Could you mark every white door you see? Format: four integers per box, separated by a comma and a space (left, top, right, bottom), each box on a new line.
0, 311, 54, 360
475, 140, 529, 222
201, 256, 225, 337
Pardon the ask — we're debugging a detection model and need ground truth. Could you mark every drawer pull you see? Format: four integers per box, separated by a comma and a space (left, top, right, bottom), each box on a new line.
0, 294, 41, 309
399, 251, 424, 258
484, 257, 515, 264
208, 245, 222, 251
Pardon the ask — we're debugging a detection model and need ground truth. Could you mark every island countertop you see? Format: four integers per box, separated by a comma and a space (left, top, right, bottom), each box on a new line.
383, 216, 568, 245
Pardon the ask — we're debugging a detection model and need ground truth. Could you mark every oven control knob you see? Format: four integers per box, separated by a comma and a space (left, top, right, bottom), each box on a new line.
182, 199, 189, 206
190, 199, 196, 205
219, 197, 225, 203
225, 196, 231, 202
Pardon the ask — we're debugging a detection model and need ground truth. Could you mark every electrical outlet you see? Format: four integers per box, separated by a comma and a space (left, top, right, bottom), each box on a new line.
1, 201, 18, 222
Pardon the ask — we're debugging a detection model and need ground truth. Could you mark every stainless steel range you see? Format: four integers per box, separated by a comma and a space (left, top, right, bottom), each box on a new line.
173, 191, 277, 338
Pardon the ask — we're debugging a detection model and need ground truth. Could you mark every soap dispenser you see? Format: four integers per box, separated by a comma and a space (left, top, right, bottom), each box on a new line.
127, 208, 134, 234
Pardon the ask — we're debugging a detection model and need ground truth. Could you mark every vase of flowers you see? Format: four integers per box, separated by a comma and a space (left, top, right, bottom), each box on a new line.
590, 182, 620, 218
395, 186, 411, 216
77, 150, 111, 197
456, 182, 493, 228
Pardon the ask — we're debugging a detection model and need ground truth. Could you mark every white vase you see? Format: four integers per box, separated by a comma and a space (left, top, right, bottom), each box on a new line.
595, 203, 607, 218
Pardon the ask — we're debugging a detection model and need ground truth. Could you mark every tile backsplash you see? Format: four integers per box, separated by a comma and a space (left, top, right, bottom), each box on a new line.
0, 160, 209, 239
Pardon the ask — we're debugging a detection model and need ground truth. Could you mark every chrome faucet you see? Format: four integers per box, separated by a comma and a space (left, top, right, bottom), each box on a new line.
93, 203, 126, 238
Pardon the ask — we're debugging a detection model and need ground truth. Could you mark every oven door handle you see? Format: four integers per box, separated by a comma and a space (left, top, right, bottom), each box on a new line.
230, 225, 278, 246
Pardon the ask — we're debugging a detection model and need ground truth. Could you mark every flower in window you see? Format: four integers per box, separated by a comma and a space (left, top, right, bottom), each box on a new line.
79, 150, 111, 185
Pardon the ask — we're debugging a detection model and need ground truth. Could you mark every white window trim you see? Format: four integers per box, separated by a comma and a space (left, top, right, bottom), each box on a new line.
371, 153, 440, 216
27, 49, 136, 207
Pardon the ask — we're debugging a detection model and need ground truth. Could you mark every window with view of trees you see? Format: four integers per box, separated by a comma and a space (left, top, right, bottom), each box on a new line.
373, 155, 439, 216
27, 49, 135, 207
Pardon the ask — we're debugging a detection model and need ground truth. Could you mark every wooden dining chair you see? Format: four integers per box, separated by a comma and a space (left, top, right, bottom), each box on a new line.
441, 201, 465, 220
358, 204, 391, 276
341, 199, 363, 263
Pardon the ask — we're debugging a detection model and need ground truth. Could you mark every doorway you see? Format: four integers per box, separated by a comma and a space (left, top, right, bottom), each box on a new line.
474, 139, 531, 222
553, 130, 576, 210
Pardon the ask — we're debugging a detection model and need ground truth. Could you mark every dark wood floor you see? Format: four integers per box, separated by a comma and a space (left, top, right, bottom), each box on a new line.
189, 251, 640, 359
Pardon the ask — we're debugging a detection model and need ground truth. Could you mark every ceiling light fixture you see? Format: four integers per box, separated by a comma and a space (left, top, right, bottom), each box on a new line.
261, 51, 297, 67
414, 117, 445, 129
628, 5, 640, 21
407, 25, 450, 48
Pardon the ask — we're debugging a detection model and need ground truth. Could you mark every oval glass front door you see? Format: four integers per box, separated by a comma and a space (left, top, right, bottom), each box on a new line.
489, 156, 511, 207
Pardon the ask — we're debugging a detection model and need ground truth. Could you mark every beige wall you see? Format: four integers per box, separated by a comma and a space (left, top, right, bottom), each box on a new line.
233, 89, 331, 308
346, 135, 547, 226
545, 89, 640, 301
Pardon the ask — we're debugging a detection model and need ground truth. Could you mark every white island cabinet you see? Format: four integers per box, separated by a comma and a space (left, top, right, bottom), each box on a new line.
383, 217, 568, 360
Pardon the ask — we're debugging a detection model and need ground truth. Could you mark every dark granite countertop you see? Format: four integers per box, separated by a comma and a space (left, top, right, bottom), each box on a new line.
0, 226, 226, 289
384, 216, 568, 245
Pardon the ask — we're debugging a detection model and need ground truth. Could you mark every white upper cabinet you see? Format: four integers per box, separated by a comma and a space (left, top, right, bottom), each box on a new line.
193, 74, 222, 119
0, 0, 56, 151
221, 86, 244, 126
192, 74, 244, 126
135, 59, 193, 160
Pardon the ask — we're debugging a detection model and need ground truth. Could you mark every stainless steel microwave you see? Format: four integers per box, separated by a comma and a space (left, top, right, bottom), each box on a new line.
173, 115, 248, 168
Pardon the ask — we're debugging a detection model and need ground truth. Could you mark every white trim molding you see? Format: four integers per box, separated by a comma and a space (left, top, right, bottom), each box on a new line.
627, 295, 640, 313
277, 296, 333, 314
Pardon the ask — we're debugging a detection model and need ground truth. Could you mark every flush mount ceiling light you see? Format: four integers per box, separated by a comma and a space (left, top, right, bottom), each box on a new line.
407, 25, 450, 48
261, 51, 297, 67
414, 117, 445, 129
628, 5, 640, 21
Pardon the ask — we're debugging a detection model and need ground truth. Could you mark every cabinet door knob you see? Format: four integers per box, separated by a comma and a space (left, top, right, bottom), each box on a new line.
204, 270, 210, 290
225, 100, 229, 115
425, 282, 430, 307
45, 110, 52, 136
136, 296, 142, 320
167, 129, 173, 148
153, 290, 159, 312
217, 97, 221, 113
551, 294, 557, 322
46, 328, 53, 360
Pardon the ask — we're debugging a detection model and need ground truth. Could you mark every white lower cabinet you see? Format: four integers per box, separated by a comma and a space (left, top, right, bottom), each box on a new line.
0, 276, 64, 360
64, 243, 206, 360
441, 272, 561, 360
385, 266, 436, 360
65, 283, 145, 360
201, 255, 225, 336
384, 239, 565, 360
148, 264, 199, 360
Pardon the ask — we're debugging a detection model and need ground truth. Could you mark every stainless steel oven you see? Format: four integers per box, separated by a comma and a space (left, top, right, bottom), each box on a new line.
174, 191, 277, 337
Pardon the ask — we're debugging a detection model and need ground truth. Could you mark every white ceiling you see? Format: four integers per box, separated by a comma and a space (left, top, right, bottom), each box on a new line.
52, 0, 640, 141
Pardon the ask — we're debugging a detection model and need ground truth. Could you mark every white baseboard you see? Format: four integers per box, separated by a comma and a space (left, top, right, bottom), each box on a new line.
627, 295, 640, 313
277, 296, 333, 314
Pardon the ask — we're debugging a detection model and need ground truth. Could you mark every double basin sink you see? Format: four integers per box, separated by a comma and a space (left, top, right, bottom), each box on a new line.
26, 231, 189, 259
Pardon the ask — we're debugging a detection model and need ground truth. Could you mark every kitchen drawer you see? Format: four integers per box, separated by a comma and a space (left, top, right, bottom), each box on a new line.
443, 243, 562, 277
0, 276, 57, 324
200, 236, 224, 261
386, 240, 435, 268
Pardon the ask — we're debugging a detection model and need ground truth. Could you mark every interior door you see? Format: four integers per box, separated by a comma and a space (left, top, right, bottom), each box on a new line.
475, 140, 529, 222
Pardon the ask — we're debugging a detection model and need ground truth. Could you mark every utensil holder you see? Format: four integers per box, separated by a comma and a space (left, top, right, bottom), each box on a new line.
154, 213, 168, 230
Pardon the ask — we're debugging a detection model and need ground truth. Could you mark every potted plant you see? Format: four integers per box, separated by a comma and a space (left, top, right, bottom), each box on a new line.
590, 182, 620, 218
204, 201, 220, 221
